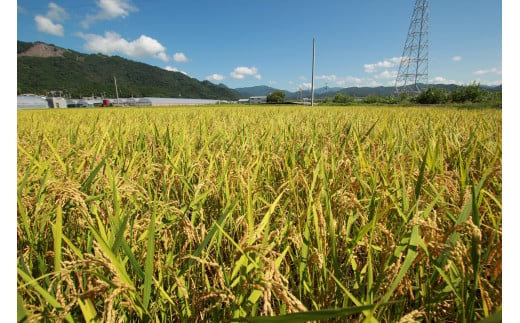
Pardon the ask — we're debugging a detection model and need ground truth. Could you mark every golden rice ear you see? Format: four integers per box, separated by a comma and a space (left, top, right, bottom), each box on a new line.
17, 106, 501, 321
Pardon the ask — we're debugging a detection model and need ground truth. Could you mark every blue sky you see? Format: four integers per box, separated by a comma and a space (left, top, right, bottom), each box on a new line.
17, 0, 503, 91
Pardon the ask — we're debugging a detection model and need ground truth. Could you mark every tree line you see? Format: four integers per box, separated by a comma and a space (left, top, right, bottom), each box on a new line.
324, 83, 501, 108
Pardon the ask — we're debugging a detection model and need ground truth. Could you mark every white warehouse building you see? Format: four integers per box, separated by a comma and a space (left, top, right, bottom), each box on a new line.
17, 95, 49, 109
249, 96, 267, 104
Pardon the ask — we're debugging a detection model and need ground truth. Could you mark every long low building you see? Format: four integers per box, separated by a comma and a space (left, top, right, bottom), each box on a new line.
249, 96, 267, 104
18, 96, 227, 109
144, 97, 224, 106
17, 95, 49, 109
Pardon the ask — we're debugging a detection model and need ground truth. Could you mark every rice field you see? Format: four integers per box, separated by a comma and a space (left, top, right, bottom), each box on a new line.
17, 105, 502, 322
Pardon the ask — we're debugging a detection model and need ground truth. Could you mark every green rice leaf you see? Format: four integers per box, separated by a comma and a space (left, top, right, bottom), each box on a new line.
17, 292, 30, 323
143, 210, 156, 309
78, 298, 98, 323
381, 225, 419, 304
238, 304, 376, 323
17, 268, 74, 323
51, 206, 63, 273
179, 200, 237, 275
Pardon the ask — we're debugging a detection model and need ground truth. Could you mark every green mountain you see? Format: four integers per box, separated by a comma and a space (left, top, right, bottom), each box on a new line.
286, 84, 501, 100
17, 41, 239, 100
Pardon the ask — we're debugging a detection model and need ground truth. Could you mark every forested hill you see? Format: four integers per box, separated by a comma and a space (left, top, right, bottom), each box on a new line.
17, 41, 239, 100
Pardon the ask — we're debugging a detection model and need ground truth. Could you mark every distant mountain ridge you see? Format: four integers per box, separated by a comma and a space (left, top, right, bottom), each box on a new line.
235, 83, 502, 101
17, 40, 239, 100
18, 41, 501, 101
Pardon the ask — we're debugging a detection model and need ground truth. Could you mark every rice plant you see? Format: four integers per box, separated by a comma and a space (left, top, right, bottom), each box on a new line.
17, 105, 501, 322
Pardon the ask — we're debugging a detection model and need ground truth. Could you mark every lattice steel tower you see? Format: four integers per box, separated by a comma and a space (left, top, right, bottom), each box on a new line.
395, 0, 429, 95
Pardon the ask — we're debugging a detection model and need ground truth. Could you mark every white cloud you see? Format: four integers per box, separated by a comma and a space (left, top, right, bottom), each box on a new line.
47, 2, 69, 22
35, 15, 64, 36
335, 76, 363, 87
316, 74, 337, 82
300, 82, 312, 90
364, 79, 383, 87
164, 66, 178, 72
431, 76, 459, 84
165, 66, 189, 76
475, 79, 502, 86
34, 2, 68, 36
173, 52, 189, 63
230, 66, 261, 80
78, 31, 169, 62
364, 57, 402, 73
374, 70, 397, 79
473, 67, 501, 76
157, 52, 169, 62
206, 74, 225, 82
82, 0, 138, 28
452, 56, 462, 62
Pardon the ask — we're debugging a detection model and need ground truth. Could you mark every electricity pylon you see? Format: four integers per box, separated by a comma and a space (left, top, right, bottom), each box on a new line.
395, 0, 429, 96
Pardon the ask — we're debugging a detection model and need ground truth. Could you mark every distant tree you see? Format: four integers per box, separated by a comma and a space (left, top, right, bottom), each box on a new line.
267, 90, 285, 103
462, 82, 484, 103
415, 87, 448, 104
333, 93, 354, 104
451, 86, 465, 103
362, 95, 384, 104
451, 82, 484, 103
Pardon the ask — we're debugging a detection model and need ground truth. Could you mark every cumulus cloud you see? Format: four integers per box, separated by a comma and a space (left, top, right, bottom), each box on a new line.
173, 52, 189, 63
157, 52, 169, 62
335, 76, 363, 87
82, 0, 138, 28
316, 74, 337, 82
298, 83, 311, 90
164, 66, 178, 72
78, 31, 169, 62
431, 76, 459, 84
230, 66, 261, 80
34, 2, 68, 36
35, 15, 64, 36
46, 2, 69, 22
452, 56, 462, 62
364, 57, 402, 73
476, 79, 502, 86
206, 74, 225, 82
165, 67, 190, 77
374, 70, 397, 80
473, 67, 501, 76
164, 66, 189, 76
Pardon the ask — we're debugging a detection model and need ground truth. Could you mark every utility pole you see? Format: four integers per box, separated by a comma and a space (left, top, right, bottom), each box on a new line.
311, 37, 316, 106
114, 76, 120, 105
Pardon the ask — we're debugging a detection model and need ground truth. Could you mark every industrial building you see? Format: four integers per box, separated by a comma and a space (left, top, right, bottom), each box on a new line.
46, 97, 67, 108
17, 95, 49, 109
18, 96, 226, 109
249, 96, 267, 104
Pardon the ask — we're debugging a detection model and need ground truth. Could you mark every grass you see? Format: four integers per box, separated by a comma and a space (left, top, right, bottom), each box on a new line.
17, 105, 501, 322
